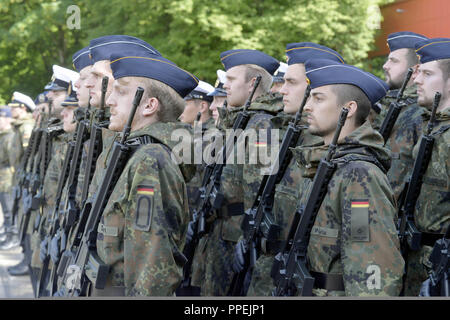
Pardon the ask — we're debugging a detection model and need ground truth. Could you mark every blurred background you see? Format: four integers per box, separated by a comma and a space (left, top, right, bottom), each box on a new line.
0, 0, 449, 104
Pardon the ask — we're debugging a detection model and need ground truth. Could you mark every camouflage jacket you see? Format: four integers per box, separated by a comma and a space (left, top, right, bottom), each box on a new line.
412, 107, 450, 234
95, 121, 194, 296
294, 120, 404, 296
11, 114, 35, 182
377, 85, 426, 200
0, 129, 17, 191
210, 92, 284, 242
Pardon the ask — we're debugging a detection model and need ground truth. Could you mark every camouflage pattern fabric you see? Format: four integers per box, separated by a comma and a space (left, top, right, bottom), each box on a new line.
191, 92, 284, 296
11, 114, 34, 185
0, 129, 17, 192
403, 107, 450, 295
377, 85, 426, 201
295, 121, 404, 296
247, 113, 323, 296
94, 122, 193, 296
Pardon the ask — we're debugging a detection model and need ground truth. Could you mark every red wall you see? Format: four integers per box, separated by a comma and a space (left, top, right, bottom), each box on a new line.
370, 0, 450, 57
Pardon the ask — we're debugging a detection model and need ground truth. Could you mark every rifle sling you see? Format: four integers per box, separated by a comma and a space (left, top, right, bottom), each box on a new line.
421, 232, 445, 247
310, 271, 345, 292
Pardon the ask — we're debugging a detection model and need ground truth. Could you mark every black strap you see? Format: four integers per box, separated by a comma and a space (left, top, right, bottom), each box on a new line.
310, 271, 345, 291
421, 232, 446, 247
332, 153, 389, 175
431, 124, 450, 137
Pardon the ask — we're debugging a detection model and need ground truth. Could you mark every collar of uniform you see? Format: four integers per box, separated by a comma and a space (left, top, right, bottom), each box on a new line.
248, 92, 284, 114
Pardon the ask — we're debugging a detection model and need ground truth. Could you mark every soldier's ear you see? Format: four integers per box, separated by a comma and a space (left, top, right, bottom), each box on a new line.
142, 97, 159, 117
343, 100, 358, 121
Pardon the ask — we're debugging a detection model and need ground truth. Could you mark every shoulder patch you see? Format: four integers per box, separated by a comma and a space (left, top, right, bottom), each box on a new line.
350, 199, 370, 242
134, 185, 154, 232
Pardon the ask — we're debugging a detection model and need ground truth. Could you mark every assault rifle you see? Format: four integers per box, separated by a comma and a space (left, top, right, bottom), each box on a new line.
179, 76, 261, 291
378, 67, 414, 143
227, 85, 312, 296
62, 87, 144, 296
271, 108, 349, 296
397, 92, 441, 266
36, 131, 76, 297
426, 227, 450, 296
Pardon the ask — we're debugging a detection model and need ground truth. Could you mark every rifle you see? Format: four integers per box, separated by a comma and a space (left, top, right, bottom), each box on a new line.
179, 76, 262, 291
11, 123, 38, 228
397, 92, 441, 287
36, 131, 76, 297
427, 227, 450, 296
227, 85, 312, 296
61, 87, 144, 297
80, 76, 109, 208
271, 107, 349, 296
54, 80, 109, 294
378, 68, 414, 143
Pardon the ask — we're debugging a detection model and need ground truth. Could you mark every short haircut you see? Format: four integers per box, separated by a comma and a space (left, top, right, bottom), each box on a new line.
242, 64, 273, 94
437, 58, 450, 81
331, 84, 371, 126
405, 48, 419, 68
139, 77, 185, 122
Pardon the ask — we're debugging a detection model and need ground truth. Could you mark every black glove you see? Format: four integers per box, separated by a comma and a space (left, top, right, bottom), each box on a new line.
419, 278, 432, 297
232, 239, 246, 273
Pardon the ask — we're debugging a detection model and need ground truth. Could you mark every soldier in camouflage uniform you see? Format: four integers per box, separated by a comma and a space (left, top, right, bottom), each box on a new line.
374, 32, 429, 202
0, 107, 18, 242
190, 49, 281, 296
403, 38, 450, 296
286, 59, 404, 296
242, 43, 344, 296
87, 49, 197, 296
29, 66, 78, 293
269, 62, 287, 94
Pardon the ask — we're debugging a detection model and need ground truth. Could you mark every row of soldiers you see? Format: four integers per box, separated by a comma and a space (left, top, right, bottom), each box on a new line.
0, 31, 448, 297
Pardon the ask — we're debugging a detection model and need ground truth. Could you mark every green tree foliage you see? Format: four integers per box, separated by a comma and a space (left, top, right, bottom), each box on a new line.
0, 0, 393, 104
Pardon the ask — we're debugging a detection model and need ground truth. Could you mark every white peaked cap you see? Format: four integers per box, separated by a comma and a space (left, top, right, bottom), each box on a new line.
52, 64, 80, 85
217, 69, 227, 84
194, 80, 215, 94
12, 91, 36, 111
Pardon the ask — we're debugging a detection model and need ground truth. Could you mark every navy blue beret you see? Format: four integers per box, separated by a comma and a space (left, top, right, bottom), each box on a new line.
220, 49, 280, 75
387, 31, 428, 52
286, 42, 345, 65
89, 35, 161, 63
0, 107, 12, 118
110, 53, 199, 98
415, 38, 450, 64
304, 59, 389, 105
72, 47, 92, 72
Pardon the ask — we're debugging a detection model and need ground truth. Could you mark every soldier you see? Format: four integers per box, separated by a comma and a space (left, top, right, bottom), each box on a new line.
270, 62, 287, 94
242, 43, 345, 296
87, 50, 197, 296
404, 38, 450, 295
285, 58, 404, 296
180, 80, 215, 127
0, 93, 36, 253
208, 69, 227, 125
84, 35, 163, 203
0, 107, 17, 245
31, 65, 78, 293
377, 31, 429, 201
190, 49, 281, 296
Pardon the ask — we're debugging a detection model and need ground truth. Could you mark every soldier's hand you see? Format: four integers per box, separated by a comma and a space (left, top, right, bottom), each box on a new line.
39, 238, 48, 262
419, 278, 432, 297
50, 233, 61, 263
232, 240, 246, 273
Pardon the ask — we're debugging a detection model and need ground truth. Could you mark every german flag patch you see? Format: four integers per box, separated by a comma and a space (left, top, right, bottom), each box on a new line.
134, 185, 154, 232
351, 201, 369, 208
